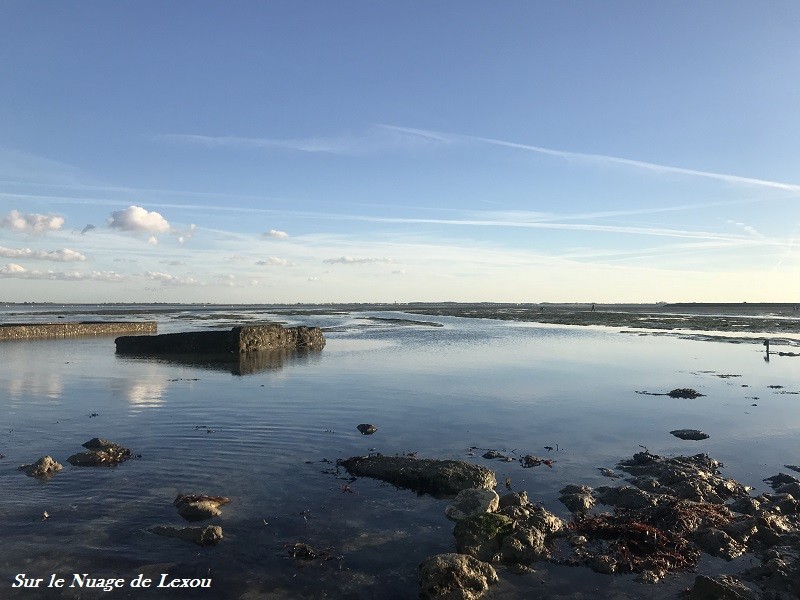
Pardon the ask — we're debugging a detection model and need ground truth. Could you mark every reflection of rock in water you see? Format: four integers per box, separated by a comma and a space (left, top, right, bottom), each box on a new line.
125, 349, 321, 376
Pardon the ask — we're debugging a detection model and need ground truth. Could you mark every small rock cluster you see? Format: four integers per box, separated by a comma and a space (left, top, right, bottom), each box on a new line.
18, 455, 63, 478
19, 437, 132, 477
67, 438, 132, 466
149, 493, 229, 546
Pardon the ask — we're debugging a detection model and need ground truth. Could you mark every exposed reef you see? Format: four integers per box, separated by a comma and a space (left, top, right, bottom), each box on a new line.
0, 321, 156, 340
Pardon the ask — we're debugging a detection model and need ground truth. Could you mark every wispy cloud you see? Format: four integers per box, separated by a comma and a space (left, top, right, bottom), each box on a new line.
156, 125, 451, 156
264, 229, 289, 239
379, 125, 800, 193
323, 256, 394, 265
0, 246, 86, 262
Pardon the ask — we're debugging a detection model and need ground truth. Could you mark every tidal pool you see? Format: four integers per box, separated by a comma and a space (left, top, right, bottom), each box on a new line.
1, 305, 798, 598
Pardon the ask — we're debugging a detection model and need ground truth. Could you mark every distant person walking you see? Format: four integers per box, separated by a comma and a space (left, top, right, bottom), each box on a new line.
591, 303, 595, 312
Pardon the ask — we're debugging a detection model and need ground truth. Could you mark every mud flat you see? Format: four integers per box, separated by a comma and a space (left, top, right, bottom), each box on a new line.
393, 303, 800, 336
0, 321, 156, 340
115, 324, 325, 355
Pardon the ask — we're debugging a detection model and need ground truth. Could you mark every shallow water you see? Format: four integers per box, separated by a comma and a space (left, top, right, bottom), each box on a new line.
1, 305, 799, 598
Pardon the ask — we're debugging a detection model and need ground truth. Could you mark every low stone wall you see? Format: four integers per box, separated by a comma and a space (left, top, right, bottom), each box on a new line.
115, 324, 325, 355
236, 325, 326, 351
0, 321, 157, 340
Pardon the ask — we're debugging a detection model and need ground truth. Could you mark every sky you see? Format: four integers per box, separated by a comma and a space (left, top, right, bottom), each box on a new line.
1, 2, 799, 304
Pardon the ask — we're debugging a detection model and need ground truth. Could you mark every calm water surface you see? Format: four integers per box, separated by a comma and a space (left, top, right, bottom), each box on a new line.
1, 306, 799, 598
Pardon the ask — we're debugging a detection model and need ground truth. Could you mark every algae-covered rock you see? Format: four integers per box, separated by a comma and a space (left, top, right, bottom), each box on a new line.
339, 455, 496, 497
453, 513, 514, 562
418, 553, 498, 600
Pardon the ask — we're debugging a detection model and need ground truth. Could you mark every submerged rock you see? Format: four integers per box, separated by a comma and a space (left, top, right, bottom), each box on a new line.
668, 388, 705, 399
356, 424, 377, 435
689, 574, 759, 599
445, 488, 499, 521
149, 525, 223, 546
418, 553, 498, 600
18, 455, 63, 478
338, 455, 496, 497
671, 429, 710, 440
174, 493, 230, 522
67, 438, 132, 466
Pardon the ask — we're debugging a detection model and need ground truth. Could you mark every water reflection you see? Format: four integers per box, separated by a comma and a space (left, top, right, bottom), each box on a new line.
121, 380, 167, 408
7, 373, 64, 400
116, 348, 322, 376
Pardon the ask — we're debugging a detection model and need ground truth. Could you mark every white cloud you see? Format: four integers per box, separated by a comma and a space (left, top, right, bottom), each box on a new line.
256, 256, 291, 266
147, 236, 158, 245
307, 276, 320, 281
0, 263, 124, 282
1, 209, 65, 233
265, 229, 289, 239
108, 205, 171, 234
0, 246, 86, 262
323, 256, 394, 265
145, 271, 203, 286
160, 260, 187, 266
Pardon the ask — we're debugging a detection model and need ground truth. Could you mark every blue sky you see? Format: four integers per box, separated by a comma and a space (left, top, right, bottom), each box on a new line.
1, 2, 799, 303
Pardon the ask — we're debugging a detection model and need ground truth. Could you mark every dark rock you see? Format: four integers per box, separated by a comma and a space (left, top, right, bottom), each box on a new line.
18, 455, 63, 478
500, 526, 548, 563
498, 491, 528, 509
668, 388, 705, 399
764, 473, 800, 490
596, 485, 657, 509
689, 574, 758, 599
743, 544, 800, 597
775, 481, 800, 497
418, 553, 498, 600
339, 455, 496, 497
671, 429, 710, 440
149, 525, 223, 546
559, 484, 596, 513
287, 542, 334, 560
520, 455, 552, 468
693, 527, 746, 560
356, 424, 377, 435
560, 492, 595, 513
481, 450, 510, 460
